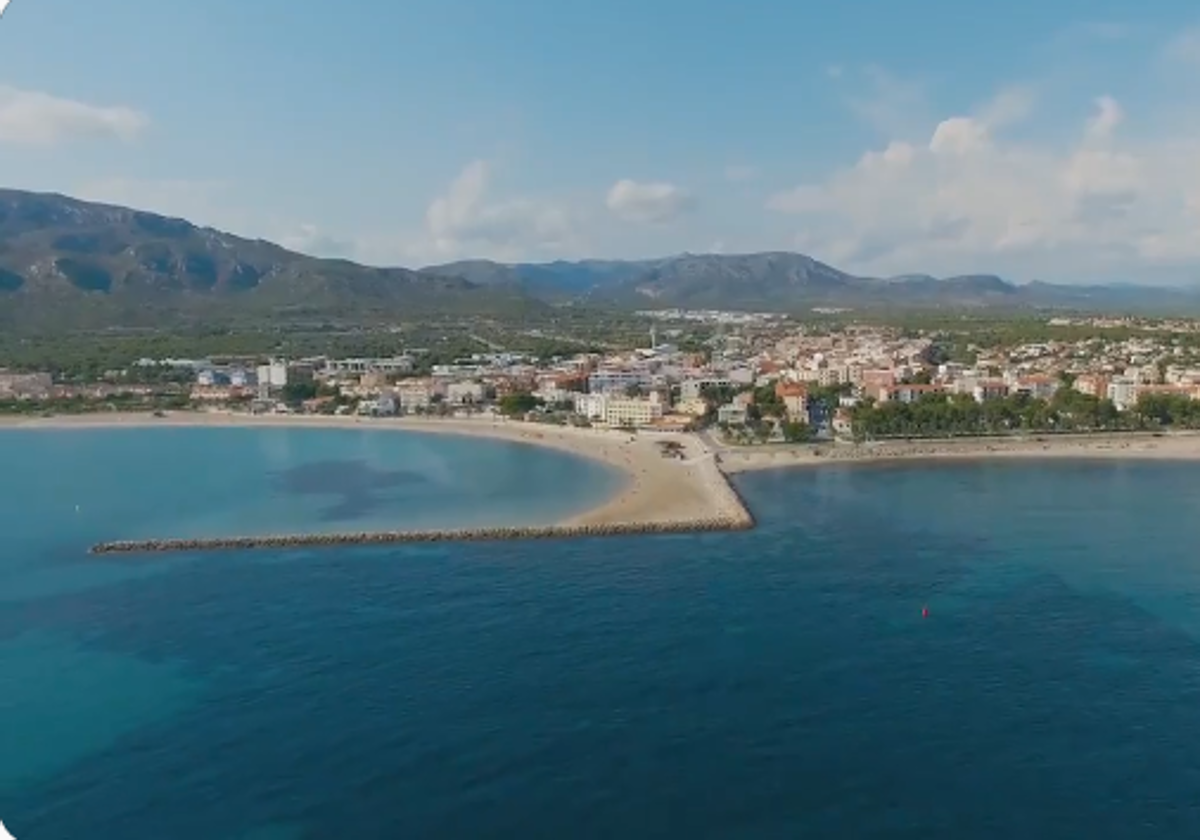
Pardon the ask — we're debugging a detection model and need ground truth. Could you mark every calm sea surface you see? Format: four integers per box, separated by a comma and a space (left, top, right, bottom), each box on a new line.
4, 429, 1200, 838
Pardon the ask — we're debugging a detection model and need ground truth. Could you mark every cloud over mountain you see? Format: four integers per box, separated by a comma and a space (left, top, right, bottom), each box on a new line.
606, 179, 695, 224
0, 84, 147, 145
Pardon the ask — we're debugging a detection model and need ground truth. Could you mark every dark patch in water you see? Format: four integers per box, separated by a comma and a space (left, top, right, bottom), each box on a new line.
272, 459, 429, 522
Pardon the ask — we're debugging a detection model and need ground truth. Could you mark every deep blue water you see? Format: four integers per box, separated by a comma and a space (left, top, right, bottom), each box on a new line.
4, 431, 1200, 838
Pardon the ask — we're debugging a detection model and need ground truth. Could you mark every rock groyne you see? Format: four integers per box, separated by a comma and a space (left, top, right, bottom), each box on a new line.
89, 513, 756, 556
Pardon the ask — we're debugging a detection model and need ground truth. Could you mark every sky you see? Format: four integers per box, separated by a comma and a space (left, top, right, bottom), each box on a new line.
0, 0, 1199, 283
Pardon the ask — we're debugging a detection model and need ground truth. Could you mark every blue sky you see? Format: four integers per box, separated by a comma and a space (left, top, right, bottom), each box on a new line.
1, 0, 1198, 282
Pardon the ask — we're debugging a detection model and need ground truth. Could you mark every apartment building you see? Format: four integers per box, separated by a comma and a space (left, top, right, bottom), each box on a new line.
445, 381, 485, 404
674, 397, 710, 417
877, 384, 948, 403
255, 361, 288, 389
775, 381, 809, 418
587, 369, 652, 394
972, 381, 1010, 403
717, 403, 747, 425
396, 382, 433, 411
324, 356, 415, 376
0, 371, 53, 398
1106, 377, 1139, 410
679, 377, 733, 401
602, 393, 665, 427
573, 393, 608, 420
572, 392, 664, 427
1012, 376, 1059, 400
1073, 374, 1109, 399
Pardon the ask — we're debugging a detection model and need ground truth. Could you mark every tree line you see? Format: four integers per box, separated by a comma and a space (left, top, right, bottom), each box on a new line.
849, 388, 1200, 440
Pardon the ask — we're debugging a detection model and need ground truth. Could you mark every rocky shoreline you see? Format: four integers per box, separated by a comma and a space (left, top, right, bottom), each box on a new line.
90, 511, 757, 556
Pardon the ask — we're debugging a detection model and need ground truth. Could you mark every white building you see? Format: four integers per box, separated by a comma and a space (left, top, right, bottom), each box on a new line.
376, 391, 398, 415
445, 381, 484, 404
397, 383, 433, 411
602, 393, 664, 427
573, 392, 609, 421
675, 397, 710, 417
588, 368, 652, 394
717, 403, 747, 425
255, 361, 288, 389
680, 377, 732, 401
572, 392, 664, 427
1107, 377, 1139, 411
325, 356, 414, 375
817, 366, 848, 387
358, 391, 398, 416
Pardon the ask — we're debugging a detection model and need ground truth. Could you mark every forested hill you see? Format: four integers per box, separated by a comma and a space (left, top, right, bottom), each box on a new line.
0, 189, 547, 331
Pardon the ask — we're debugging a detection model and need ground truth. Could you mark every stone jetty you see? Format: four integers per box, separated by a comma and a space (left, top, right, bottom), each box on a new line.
89, 512, 755, 556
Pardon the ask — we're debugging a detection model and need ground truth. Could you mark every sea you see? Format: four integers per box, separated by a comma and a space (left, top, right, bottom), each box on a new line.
3, 426, 1200, 838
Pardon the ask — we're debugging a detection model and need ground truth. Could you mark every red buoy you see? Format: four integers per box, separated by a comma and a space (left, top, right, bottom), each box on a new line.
922, 606, 929, 618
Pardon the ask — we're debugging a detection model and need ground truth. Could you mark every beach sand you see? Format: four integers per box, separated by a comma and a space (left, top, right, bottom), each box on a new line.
0, 411, 750, 529
716, 431, 1200, 473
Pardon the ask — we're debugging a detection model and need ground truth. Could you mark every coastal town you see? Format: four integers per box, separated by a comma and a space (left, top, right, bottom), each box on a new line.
4, 312, 1200, 441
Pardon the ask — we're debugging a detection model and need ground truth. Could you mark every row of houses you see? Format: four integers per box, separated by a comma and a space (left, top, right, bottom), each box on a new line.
874, 375, 1060, 405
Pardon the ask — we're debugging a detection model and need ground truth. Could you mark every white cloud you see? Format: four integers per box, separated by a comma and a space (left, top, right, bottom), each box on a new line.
0, 84, 148, 145
929, 117, 989, 156
767, 94, 1200, 278
978, 86, 1035, 129
926, 87, 1035, 157
74, 164, 583, 267
421, 159, 579, 261
606, 178, 694, 223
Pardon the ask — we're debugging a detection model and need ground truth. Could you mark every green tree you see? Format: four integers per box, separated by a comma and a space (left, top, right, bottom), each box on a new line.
751, 384, 784, 417
499, 392, 541, 416
280, 381, 318, 404
781, 420, 812, 443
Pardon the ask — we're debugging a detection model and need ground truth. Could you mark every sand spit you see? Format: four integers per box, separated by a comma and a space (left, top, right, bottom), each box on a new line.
717, 431, 1200, 473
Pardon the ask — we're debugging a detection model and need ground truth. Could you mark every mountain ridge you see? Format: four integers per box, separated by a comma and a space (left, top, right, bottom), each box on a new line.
0, 188, 547, 331
423, 253, 1200, 314
2, 187, 1198, 329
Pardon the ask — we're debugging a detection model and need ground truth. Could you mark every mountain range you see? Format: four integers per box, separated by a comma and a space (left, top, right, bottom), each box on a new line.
0, 189, 544, 332
423, 254, 1200, 314
1, 187, 1198, 332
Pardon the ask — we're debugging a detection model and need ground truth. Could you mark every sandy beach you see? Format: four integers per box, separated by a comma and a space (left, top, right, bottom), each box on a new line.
716, 431, 1200, 473
0, 411, 750, 529
12, 410, 1198, 532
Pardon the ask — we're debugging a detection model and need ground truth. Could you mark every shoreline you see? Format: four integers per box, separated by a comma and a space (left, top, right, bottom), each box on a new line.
11, 410, 1200, 551
0, 410, 752, 535
716, 431, 1200, 473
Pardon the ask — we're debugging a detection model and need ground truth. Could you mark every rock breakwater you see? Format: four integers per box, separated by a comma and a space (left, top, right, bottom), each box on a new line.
89, 513, 756, 556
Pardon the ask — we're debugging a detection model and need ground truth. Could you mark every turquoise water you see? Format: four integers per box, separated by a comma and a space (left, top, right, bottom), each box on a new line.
4, 432, 1200, 837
